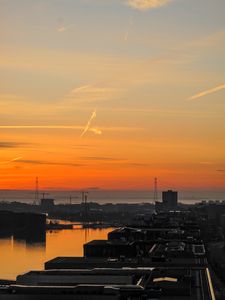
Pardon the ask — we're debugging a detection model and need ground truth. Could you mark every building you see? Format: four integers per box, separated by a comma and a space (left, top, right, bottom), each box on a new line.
0, 207, 217, 299
0, 267, 215, 299
40, 198, 55, 212
155, 190, 178, 212
84, 240, 138, 258
45, 255, 207, 270
0, 211, 46, 243
162, 190, 178, 210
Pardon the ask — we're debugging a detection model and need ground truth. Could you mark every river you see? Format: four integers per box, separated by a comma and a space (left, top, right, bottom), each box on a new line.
0, 225, 114, 280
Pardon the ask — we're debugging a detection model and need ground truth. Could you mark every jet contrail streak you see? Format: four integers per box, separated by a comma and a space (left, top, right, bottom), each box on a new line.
80, 109, 97, 137
0, 124, 138, 132
0, 125, 83, 129
90, 128, 102, 135
124, 13, 133, 42
0, 156, 23, 164
11, 156, 23, 162
72, 85, 92, 93
189, 83, 225, 100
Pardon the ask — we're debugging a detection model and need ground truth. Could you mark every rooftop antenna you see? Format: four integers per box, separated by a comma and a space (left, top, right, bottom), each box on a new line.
34, 177, 39, 205
153, 177, 158, 203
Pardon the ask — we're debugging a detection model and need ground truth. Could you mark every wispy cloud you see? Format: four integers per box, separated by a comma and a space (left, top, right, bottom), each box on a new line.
80, 156, 125, 161
79, 157, 148, 167
57, 23, 74, 33
57, 26, 67, 33
64, 85, 121, 104
127, 162, 149, 167
199, 161, 213, 165
13, 159, 83, 167
0, 94, 27, 102
72, 144, 92, 148
127, 0, 172, 11
187, 30, 225, 49
189, 83, 225, 100
85, 187, 101, 190
0, 142, 26, 148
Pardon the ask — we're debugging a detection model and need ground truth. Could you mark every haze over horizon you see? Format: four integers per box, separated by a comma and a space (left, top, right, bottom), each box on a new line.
1, 0, 225, 191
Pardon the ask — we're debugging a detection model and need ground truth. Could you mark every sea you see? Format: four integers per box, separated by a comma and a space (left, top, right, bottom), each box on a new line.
0, 189, 224, 205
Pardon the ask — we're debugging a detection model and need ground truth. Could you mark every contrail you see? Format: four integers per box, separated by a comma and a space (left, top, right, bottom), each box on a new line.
80, 109, 97, 137
11, 156, 23, 162
0, 156, 23, 164
0, 125, 83, 129
0, 124, 102, 136
89, 128, 102, 135
124, 13, 133, 42
0, 124, 138, 133
71, 85, 92, 93
189, 83, 225, 100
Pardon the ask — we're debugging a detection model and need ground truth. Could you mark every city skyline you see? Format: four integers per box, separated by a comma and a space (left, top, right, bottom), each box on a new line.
1, 0, 225, 190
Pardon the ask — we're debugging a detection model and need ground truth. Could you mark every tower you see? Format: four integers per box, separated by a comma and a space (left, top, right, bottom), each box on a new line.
162, 190, 178, 210
153, 177, 158, 202
34, 177, 39, 205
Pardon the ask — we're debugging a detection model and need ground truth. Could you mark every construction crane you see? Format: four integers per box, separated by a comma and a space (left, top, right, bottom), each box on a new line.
80, 191, 89, 222
68, 195, 79, 205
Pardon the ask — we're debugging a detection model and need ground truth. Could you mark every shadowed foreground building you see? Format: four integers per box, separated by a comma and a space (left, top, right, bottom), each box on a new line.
0, 267, 213, 300
0, 211, 46, 243
0, 210, 216, 299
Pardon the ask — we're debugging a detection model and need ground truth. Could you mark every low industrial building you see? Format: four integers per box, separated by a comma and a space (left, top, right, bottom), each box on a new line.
0, 267, 214, 299
45, 255, 208, 270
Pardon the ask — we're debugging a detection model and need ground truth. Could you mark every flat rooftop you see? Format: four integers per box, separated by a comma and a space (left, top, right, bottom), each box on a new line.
84, 239, 132, 246
0, 267, 215, 300
149, 242, 206, 259
45, 256, 208, 270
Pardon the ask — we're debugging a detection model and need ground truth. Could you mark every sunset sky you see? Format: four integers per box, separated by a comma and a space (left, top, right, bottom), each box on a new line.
1, 0, 225, 191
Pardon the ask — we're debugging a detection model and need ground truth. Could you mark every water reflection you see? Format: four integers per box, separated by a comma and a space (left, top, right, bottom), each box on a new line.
84, 228, 89, 242
0, 236, 46, 280
0, 227, 113, 280
0, 231, 46, 246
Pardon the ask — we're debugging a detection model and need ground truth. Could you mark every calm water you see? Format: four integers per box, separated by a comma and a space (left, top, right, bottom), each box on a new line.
0, 227, 113, 280
0, 189, 225, 204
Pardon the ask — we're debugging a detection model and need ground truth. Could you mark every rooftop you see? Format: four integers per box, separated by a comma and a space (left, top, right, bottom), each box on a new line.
0, 267, 213, 300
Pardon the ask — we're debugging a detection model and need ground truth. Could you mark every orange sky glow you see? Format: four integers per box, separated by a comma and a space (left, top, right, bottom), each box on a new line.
0, 0, 225, 192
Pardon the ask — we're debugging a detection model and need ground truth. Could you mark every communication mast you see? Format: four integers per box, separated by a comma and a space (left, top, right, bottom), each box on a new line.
34, 177, 39, 205
153, 177, 158, 202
